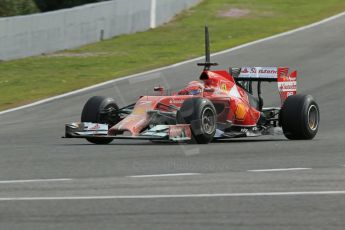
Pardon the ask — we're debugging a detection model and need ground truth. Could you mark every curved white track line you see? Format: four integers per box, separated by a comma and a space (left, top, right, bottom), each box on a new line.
0, 178, 72, 184
248, 168, 311, 172
128, 173, 201, 178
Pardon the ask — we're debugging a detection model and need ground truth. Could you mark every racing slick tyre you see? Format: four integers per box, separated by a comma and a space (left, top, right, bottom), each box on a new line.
280, 94, 319, 140
177, 98, 217, 144
81, 96, 120, 144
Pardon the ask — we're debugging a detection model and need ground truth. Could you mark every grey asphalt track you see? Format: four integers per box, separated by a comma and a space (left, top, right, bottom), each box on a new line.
1, 13, 345, 230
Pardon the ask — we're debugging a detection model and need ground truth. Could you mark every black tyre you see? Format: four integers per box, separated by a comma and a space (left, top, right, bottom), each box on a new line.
280, 94, 319, 140
177, 98, 217, 144
81, 96, 119, 144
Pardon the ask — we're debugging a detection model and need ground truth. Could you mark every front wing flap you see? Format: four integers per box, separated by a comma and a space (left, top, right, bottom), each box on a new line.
64, 123, 191, 142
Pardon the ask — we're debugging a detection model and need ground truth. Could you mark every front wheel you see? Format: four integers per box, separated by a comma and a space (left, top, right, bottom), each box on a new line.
177, 98, 217, 144
81, 96, 120, 144
280, 94, 320, 140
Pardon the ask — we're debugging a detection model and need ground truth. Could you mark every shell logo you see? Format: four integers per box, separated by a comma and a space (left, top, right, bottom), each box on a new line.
235, 102, 248, 120
279, 74, 288, 81
133, 107, 146, 115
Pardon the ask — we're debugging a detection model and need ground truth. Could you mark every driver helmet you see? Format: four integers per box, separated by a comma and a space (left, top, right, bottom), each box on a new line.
178, 81, 204, 95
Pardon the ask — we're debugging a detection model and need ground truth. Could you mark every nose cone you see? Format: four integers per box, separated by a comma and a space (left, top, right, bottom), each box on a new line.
109, 100, 154, 136
109, 113, 150, 136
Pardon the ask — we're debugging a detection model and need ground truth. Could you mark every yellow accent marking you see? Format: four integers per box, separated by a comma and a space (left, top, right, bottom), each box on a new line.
235, 102, 247, 120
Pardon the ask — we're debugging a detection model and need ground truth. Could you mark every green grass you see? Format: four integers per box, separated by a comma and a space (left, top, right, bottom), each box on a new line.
1, 0, 345, 111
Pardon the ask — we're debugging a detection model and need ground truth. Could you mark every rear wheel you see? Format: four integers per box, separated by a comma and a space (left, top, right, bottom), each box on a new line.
177, 98, 216, 144
81, 96, 120, 144
280, 94, 319, 140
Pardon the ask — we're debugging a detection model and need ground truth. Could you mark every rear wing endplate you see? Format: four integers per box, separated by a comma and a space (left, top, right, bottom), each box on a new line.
231, 67, 297, 103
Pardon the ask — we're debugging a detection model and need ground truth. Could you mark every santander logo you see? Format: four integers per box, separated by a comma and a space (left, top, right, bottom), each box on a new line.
241, 68, 249, 73
169, 99, 184, 104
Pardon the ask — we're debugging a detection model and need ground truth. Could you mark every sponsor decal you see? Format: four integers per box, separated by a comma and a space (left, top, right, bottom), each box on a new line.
277, 72, 297, 93
241, 128, 248, 133
239, 67, 278, 79
88, 123, 101, 131
220, 82, 227, 92
168, 125, 192, 140
138, 101, 152, 105
241, 68, 249, 73
277, 68, 297, 102
235, 102, 248, 121
241, 127, 257, 132
277, 67, 289, 81
287, 92, 294, 97
247, 67, 277, 74
83, 123, 108, 134
133, 107, 147, 115
132, 101, 152, 115
278, 82, 297, 92
169, 126, 186, 138
169, 99, 184, 104
258, 69, 277, 74
288, 70, 297, 81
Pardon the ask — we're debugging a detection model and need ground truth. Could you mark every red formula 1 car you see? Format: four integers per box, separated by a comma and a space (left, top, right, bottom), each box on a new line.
64, 27, 320, 144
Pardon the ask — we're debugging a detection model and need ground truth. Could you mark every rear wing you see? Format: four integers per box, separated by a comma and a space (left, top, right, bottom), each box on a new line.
230, 67, 297, 104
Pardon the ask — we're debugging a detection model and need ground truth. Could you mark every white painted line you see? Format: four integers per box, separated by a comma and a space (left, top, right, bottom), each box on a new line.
1, 191, 345, 201
1, 10, 345, 116
248, 168, 312, 172
0, 178, 72, 184
128, 173, 201, 178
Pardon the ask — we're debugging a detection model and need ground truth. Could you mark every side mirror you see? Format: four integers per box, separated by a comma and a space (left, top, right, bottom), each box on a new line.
154, 86, 164, 92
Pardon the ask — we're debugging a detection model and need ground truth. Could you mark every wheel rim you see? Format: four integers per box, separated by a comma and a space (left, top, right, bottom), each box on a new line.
101, 104, 119, 126
307, 105, 319, 131
201, 107, 216, 134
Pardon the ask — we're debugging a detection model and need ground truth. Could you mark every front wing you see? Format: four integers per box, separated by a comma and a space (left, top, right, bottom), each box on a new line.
64, 122, 192, 141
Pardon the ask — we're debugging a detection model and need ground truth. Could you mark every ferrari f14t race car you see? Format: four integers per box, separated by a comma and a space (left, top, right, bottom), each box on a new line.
64, 27, 320, 144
